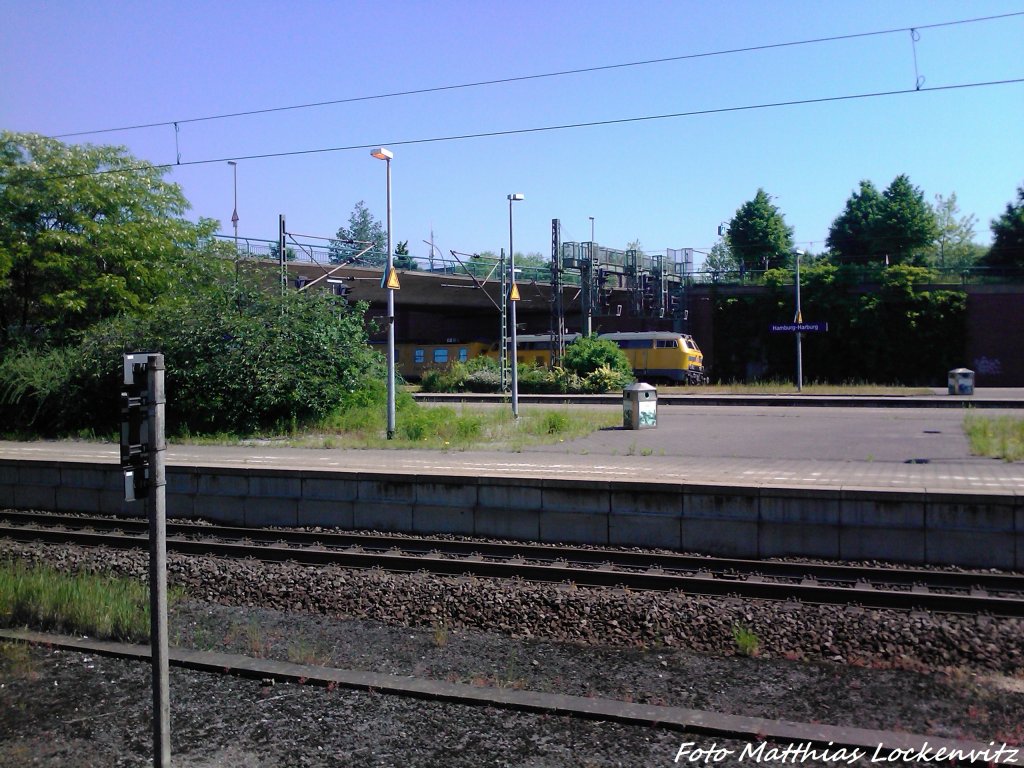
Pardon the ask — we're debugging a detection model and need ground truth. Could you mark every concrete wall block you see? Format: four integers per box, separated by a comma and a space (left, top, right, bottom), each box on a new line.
197, 472, 248, 498
297, 499, 355, 529
0, 463, 17, 485
113, 496, 148, 519
683, 484, 759, 522
414, 479, 477, 509
302, 476, 359, 502
926, 494, 1017, 569
17, 464, 61, 488
542, 480, 609, 515
354, 501, 413, 532
478, 482, 542, 514
56, 487, 100, 514
475, 507, 540, 541
760, 490, 840, 559
165, 492, 194, 519
357, 476, 416, 505
60, 466, 108, 490
13, 485, 56, 511
249, 474, 302, 499
840, 489, 926, 563
681, 518, 758, 558
610, 513, 681, 549
167, 470, 198, 496
0, 483, 13, 507
192, 495, 245, 525
413, 505, 475, 536
1016, 502, 1024, 570
610, 482, 683, 517
925, 493, 1016, 531
540, 511, 608, 545
246, 497, 298, 528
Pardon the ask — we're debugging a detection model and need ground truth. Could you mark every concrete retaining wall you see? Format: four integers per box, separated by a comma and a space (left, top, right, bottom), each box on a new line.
1, 459, 1021, 569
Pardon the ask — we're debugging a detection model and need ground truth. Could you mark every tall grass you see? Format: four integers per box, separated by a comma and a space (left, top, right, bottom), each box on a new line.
0, 561, 181, 642
964, 414, 1024, 462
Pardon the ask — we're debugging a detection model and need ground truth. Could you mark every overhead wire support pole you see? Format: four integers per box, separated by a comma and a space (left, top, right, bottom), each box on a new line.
147, 353, 170, 768
508, 194, 524, 419
371, 147, 396, 440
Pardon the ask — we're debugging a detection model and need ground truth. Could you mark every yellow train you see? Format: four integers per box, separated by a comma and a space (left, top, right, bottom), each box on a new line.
597, 332, 707, 385
387, 331, 706, 384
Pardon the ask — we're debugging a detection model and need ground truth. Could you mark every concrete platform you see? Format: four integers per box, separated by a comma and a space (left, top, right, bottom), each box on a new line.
1, 397, 1022, 567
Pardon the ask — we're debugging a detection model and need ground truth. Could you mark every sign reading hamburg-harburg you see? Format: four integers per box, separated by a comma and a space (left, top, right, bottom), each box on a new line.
770, 322, 828, 333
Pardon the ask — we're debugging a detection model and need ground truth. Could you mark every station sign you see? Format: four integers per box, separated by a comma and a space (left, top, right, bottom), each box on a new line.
770, 322, 828, 333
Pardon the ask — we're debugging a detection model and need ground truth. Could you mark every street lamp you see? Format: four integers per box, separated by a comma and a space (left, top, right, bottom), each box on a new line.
227, 161, 239, 251
508, 193, 524, 419
371, 147, 396, 439
794, 249, 805, 392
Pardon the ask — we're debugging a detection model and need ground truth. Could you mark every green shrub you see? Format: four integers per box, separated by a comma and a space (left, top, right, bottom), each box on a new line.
0, 278, 388, 437
563, 336, 633, 378
582, 364, 634, 394
465, 368, 502, 393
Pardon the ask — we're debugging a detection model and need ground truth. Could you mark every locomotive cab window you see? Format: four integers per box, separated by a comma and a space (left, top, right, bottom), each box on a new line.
433, 348, 449, 364
655, 339, 678, 348
414, 349, 425, 364
458, 347, 468, 362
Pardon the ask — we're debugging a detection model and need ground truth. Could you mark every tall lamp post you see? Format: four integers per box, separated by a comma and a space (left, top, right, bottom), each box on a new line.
227, 161, 239, 250
508, 193, 524, 419
372, 147, 396, 439
589, 216, 595, 242
794, 249, 804, 392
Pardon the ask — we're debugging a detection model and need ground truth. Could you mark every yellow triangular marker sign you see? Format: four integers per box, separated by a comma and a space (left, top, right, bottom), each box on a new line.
509, 283, 521, 302
384, 267, 401, 290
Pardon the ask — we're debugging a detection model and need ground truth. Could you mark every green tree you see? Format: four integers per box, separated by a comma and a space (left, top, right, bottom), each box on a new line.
393, 240, 417, 270
926, 193, 984, 271
826, 180, 884, 263
330, 201, 386, 265
875, 175, 937, 264
703, 240, 739, 276
726, 189, 794, 273
0, 131, 222, 349
984, 184, 1024, 269
827, 175, 937, 265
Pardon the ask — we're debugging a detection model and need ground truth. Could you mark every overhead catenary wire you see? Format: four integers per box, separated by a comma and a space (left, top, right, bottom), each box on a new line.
13, 77, 1024, 187
47, 11, 1024, 140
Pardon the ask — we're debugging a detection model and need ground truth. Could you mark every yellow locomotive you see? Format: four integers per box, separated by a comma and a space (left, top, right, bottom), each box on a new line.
597, 331, 706, 385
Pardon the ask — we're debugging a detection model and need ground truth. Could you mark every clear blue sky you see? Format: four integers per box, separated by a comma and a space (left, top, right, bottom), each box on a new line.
2, 0, 1022, 267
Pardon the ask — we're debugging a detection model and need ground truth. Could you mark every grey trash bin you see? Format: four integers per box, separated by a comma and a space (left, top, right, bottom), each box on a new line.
623, 382, 657, 429
947, 368, 975, 395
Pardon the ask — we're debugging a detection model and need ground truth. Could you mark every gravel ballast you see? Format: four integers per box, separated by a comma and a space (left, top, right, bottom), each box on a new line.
2, 539, 1024, 766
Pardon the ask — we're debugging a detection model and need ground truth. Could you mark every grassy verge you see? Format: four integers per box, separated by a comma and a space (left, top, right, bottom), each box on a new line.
0, 560, 182, 642
964, 414, 1024, 461
181, 403, 620, 451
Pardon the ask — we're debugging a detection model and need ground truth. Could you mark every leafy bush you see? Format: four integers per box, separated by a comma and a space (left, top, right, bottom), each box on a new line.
0, 278, 388, 437
581, 364, 633, 394
562, 336, 633, 378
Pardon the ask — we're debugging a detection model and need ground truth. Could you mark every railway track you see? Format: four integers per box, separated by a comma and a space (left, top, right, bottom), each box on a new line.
3, 510, 1024, 617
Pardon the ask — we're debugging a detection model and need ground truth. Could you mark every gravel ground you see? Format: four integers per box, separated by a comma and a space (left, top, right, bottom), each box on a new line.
2, 539, 1024, 766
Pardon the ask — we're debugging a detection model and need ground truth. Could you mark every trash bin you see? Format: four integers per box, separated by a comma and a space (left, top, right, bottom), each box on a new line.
623, 382, 657, 429
947, 368, 974, 395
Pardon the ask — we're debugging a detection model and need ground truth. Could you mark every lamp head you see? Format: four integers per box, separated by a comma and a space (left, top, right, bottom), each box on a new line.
508, 193, 524, 201
371, 147, 394, 161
